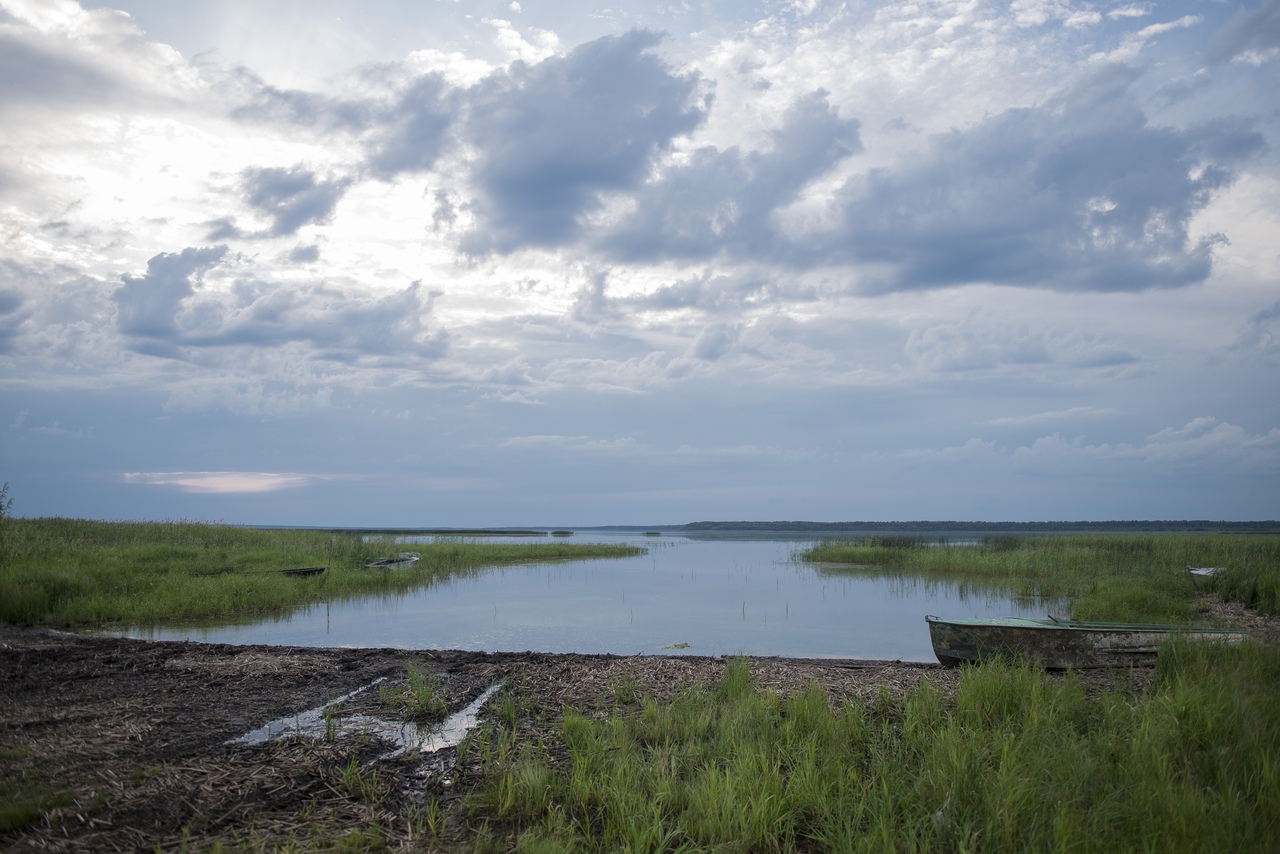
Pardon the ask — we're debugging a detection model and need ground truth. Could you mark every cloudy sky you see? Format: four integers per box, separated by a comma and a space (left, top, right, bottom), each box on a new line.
1, 0, 1278, 526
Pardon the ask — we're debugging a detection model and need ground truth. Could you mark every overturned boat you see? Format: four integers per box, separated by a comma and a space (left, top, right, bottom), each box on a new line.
925, 614, 1247, 668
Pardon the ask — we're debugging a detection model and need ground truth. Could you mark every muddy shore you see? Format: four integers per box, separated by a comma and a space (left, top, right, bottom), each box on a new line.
2, 596, 1273, 852
0, 627, 963, 851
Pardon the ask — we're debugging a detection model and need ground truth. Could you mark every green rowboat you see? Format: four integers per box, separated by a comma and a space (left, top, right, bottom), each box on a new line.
925, 615, 1247, 668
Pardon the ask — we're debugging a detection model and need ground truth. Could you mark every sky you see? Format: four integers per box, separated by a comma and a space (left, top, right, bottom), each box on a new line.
1, 0, 1278, 526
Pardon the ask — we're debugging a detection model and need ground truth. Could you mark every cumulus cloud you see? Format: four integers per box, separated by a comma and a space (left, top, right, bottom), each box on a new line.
828, 65, 1264, 292
599, 90, 860, 262
114, 245, 229, 346
226, 66, 374, 131
461, 30, 706, 253
238, 165, 353, 237
114, 248, 447, 363
364, 73, 455, 179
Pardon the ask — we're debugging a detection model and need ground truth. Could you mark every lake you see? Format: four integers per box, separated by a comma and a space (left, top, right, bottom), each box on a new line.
119, 532, 1052, 661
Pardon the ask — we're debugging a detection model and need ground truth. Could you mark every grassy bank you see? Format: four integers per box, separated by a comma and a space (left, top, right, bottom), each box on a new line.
0, 518, 643, 626
466, 648, 1280, 852
801, 534, 1280, 622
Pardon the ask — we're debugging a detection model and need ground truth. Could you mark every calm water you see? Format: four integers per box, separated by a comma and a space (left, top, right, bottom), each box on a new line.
120, 533, 1051, 661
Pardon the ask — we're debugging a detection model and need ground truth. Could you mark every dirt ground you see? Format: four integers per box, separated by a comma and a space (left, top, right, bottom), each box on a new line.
2, 598, 1275, 852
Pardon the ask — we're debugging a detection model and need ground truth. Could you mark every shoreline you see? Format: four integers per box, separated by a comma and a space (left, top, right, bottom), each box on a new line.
0, 626, 958, 851
4, 596, 1274, 851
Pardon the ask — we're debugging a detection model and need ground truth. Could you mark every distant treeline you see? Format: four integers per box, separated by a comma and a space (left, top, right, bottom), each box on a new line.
680, 520, 1280, 534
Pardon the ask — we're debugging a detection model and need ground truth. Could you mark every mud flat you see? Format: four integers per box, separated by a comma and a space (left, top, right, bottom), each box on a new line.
0, 628, 959, 852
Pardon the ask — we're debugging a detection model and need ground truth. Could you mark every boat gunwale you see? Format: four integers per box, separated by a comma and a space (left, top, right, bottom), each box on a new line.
925, 614, 1245, 635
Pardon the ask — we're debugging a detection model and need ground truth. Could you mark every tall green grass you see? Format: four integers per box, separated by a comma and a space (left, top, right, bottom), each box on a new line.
803, 534, 1280, 622
0, 518, 642, 626
468, 650, 1280, 852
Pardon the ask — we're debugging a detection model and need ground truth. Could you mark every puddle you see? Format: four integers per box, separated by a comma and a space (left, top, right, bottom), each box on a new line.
407, 684, 501, 756
231, 678, 387, 745
230, 679, 502, 760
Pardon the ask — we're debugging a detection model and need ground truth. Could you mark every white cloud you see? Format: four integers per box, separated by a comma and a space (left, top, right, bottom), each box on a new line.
122, 471, 318, 493
499, 434, 637, 452
986, 407, 1117, 426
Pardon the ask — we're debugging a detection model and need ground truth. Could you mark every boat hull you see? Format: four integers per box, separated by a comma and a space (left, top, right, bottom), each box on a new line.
364, 552, 421, 569
926, 616, 1246, 668
280, 566, 326, 577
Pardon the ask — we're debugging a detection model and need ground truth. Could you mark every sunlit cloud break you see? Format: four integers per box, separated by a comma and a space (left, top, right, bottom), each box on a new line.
123, 472, 317, 494
1, 0, 1277, 524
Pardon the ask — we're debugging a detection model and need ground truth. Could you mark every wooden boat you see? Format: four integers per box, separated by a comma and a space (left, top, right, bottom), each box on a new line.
925, 614, 1247, 668
280, 566, 326, 577
364, 552, 421, 569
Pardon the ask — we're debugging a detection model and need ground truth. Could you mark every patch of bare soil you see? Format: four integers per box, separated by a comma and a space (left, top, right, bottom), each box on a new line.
3, 601, 1274, 852
1192, 594, 1280, 647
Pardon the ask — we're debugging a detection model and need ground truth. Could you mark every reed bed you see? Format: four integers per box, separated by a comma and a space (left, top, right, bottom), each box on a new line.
802, 534, 1280, 622
0, 518, 642, 626
467, 648, 1280, 852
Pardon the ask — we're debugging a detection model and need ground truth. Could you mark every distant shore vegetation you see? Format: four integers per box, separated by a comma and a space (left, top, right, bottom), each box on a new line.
685, 519, 1280, 534
0, 518, 643, 627
802, 533, 1280, 623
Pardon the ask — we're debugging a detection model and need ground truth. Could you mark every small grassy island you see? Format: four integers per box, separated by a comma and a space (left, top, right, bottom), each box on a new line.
1, 521, 1278, 851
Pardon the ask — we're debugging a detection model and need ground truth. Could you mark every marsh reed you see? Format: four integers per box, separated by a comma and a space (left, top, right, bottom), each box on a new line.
0, 518, 642, 626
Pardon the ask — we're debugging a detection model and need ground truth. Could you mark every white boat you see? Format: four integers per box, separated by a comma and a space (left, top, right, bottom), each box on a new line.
1186, 565, 1225, 588
364, 552, 421, 569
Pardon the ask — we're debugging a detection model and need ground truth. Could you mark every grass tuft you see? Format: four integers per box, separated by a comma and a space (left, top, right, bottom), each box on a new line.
379, 665, 448, 720
468, 648, 1280, 851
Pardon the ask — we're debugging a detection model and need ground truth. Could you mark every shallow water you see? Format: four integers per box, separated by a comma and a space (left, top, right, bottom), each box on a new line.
230, 680, 501, 759
120, 533, 1051, 661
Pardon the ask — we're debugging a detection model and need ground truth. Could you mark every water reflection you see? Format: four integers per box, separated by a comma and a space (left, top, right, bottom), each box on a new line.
230, 679, 501, 760
117, 534, 1054, 662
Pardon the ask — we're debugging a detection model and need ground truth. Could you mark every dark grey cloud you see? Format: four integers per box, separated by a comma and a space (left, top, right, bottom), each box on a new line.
628, 269, 820, 314
365, 74, 454, 179
240, 165, 353, 237
1209, 0, 1280, 64
114, 247, 445, 362
461, 30, 706, 253
204, 216, 241, 241
227, 64, 453, 180
827, 65, 1264, 292
227, 67, 373, 132
599, 90, 860, 262
114, 246, 228, 346
188, 279, 447, 361
288, 244, 320, 263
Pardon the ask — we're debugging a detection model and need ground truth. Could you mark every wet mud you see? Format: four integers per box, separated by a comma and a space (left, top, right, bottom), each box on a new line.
0, 627, 958, 851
